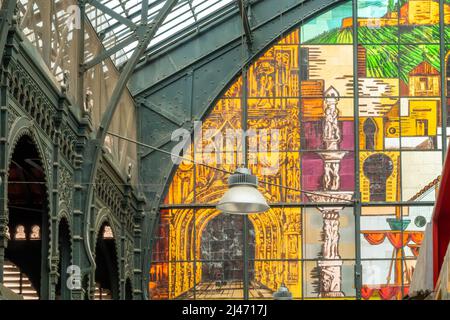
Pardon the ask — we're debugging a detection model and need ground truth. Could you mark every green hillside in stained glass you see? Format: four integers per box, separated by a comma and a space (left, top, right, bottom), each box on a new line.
399, 25, 441, 43
365, 46, 399, 78
305, 25, 449, 45
359, 26, 398, 44
399, 45, 440, 83
303, 28, 353, 44
304, 26, 442, 83
364, 45, 440, 83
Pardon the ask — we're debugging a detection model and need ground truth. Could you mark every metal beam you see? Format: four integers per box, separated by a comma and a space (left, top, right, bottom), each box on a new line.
82, 0, 161, 71
139, 98, 184, 127
140, 134, 173, 160
439, 0, 447, 158
140, 1, 237, 62
96, 0, 179, 143
82, 35, 137, 71
187, 0, 198, 25
101, 0, 166, 36
73, 0, 87, 301
82, 0, 174, 71
159, 201, 436, 209
88, 0, 137, 30
236, 0, 252, 48
82, 0, 179, 276
130, 0, 343, 96
141, 0, 149, 24
352, 0, 362, 301
0, 0, 17, 59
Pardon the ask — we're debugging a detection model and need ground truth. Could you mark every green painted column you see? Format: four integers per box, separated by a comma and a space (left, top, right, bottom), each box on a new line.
352, 0, 362, 300
0, 73, 9, 284
133, 198, 145, 299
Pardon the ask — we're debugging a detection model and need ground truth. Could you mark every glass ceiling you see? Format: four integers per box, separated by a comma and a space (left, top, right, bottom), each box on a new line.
85, 0, 237, 66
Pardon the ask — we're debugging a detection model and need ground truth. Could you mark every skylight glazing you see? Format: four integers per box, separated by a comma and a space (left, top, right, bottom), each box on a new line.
85, 0, 236, 66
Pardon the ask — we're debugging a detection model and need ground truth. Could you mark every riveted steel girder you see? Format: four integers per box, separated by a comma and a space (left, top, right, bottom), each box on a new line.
88, 0, 137, 29
237, 0, 253, 47
82, 36, 137, 71
82, 0, 179, 278
130, 0, 344, 95
82, 0, 138, 71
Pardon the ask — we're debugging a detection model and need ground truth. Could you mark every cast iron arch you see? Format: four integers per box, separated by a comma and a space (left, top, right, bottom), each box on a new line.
92, 208, 122, 274
56, 216, 72, 300
93, 217, 120, 300
4, 128, 51, 298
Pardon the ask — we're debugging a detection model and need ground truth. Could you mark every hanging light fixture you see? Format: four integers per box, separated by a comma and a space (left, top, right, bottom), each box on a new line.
273, 283, 293, 300
217, 168, 270, 214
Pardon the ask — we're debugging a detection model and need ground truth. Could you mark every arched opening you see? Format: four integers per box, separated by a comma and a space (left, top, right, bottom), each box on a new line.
4, 135, 49, 299
446, 51, 450, 97
56, 218, 71, 300
363, 118, 377, 150
125, 278, 133, 300
94, 222, 119, 300
363, 153, 394, 201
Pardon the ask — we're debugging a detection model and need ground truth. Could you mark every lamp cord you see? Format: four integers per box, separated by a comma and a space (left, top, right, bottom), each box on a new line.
107, 131, 355, 203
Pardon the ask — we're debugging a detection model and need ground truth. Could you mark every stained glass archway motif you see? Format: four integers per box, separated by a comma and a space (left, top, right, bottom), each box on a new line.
150, 0, 449, 300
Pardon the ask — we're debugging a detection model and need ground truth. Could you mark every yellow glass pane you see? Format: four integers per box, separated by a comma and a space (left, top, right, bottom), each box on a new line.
195, 153, 240, 204
248, 45, 299, 97
164, 145, 194, 205
249, 152, 301, 203
278, 29, 300, 44
400, 99, 440, 150
248, 98, 300, 151
194, 98, 242, 156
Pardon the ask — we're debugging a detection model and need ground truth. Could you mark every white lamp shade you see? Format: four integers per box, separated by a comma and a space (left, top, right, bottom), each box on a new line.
217, 184, 270, 214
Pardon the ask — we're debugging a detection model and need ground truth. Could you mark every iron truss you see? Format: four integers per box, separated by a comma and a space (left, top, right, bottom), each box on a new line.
84, 0, 236, 69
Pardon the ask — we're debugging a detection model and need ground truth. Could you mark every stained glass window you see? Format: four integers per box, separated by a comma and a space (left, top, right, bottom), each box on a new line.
150, 0, 446, 300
